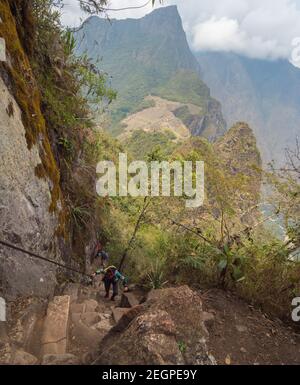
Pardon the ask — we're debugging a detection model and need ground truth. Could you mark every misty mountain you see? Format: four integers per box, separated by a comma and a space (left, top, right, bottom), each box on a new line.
75, 6, 226, 140
196, 52, 300, 165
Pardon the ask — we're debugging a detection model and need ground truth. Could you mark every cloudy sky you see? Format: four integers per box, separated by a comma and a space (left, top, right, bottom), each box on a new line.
61, 0, 300, 64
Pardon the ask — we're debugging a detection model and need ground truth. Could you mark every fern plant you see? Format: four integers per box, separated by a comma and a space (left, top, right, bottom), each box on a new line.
146, 258, 168, 289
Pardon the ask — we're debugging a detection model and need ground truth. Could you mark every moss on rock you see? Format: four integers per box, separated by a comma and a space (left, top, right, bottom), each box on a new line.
0, 0, 61, 213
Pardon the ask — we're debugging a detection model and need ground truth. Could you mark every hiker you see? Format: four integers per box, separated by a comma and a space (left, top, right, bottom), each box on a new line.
91, 242, 109, 269
93, 266, 129, 301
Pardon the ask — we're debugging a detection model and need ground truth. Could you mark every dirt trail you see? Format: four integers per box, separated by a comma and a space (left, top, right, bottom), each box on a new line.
202, 289, 300, 365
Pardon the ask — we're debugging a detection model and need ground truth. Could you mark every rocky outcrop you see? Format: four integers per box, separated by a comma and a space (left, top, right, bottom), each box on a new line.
174, 98, 226, 141
197, 51, 300, 165
0, 76, 60, 299
94, 286, 216, 365
214, 122, 262, 224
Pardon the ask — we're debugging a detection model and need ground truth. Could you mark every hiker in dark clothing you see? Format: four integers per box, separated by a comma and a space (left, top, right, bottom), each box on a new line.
91, 242, 109, 269
93, 266, 128, 301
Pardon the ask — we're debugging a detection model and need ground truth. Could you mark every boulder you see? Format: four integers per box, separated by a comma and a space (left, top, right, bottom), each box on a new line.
83, 299, 98, 313
112, 307, 130, 324
0, 343, 13, 364
120, 293, 139, 308
95, 309, 184, 365
81, 312, 101, 327
201, 312, 215, 329
42, 354, 81, 365
94, 286, 215, 365
6, 298, 47, 351
113, 305, 144, 333
72, 318, 102, 348
12, 350, 38, 365
93, 319, 112, 333
81, 350, 100, 365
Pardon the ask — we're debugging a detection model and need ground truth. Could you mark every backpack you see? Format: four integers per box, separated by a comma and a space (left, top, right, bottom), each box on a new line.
105, 267, 117, 281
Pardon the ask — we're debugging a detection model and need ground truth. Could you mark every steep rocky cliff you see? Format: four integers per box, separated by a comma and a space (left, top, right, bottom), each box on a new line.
214, 122, 262, 225
197, 52, 300, 165
0, 1, 99, 300
0, 76, 60, 299
0, 1, 63, 299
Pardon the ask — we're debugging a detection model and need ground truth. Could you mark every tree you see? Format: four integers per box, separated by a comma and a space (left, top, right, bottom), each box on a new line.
267, 138, 300, 251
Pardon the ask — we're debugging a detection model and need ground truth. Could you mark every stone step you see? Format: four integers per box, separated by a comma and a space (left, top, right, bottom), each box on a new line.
112, 307, 131, 324
120, 293, 139, 308
41, 295, 70, 356
63, 283, 80, 303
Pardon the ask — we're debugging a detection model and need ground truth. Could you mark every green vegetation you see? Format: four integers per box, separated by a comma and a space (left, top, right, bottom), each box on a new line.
173, 105, 197, 129
146, 258, 168, 289
154, 70, 209, 110
0, 0, 117, 264
0, 0, 61, 212
108, 70, 211, 132
132, 98, 156, 114
123, 129, 177, 160
178, 341, 187, 354
94, 128, 300, 320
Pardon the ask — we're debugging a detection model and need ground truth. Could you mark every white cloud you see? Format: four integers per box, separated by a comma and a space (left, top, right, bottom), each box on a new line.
192, 17, 244, 53
191, 16, 287, 60
61, 0, 300, 63
291, 37, 300, 68
171, 0, 300, 62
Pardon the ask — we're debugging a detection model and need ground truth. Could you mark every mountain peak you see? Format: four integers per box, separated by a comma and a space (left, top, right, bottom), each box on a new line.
146, 5, 179, 18
74, 5, 226, 139
81, 5, 180, 27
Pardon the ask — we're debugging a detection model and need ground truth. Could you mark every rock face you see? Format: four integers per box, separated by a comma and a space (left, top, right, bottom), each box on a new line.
214, 122, 262, 224
94, 286, 215, 365
0, 77, 60, 300
197, 51, 300, 165
179, 98, 226, 140
215, 122, 262, 179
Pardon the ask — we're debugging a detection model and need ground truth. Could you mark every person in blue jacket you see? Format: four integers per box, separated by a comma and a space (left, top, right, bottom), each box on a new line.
92, 242, 109, 269
93, 266, 129, 301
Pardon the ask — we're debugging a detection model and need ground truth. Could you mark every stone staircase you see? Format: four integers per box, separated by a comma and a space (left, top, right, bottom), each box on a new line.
0, 282, 138, 365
